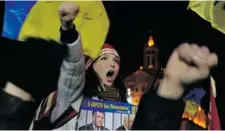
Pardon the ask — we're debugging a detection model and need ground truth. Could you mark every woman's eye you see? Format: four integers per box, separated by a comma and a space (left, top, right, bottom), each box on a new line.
101, 57, 107, 60
114, 59, 120, 64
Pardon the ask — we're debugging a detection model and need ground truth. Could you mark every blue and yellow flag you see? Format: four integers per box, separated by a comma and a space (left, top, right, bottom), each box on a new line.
188, 1, 225, 35
2, 1, 110, 58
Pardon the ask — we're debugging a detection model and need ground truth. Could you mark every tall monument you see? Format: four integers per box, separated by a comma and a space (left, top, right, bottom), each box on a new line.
125, 31, 160, 105
143, 31, 159, 70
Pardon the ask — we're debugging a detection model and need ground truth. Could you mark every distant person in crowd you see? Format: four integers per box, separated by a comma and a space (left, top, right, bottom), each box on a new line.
79, 111, 109, 130
132, 44, 218, 129
116, 114, 135, 131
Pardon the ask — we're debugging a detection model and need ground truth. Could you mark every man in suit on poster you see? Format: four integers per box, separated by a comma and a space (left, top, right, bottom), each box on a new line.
116, 115, 135, 131
79, 111, 109, 130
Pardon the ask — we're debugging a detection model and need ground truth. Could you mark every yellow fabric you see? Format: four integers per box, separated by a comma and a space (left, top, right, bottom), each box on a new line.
188, 1, 225, 35
184, 100, 198, 116
19, 1, 110, 58
188, 1, 213, 22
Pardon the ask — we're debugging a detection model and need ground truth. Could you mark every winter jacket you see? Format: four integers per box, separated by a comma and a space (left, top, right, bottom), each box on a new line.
0, 89, 35, 129
132, 91, 185, 130
30, 26, 85, 130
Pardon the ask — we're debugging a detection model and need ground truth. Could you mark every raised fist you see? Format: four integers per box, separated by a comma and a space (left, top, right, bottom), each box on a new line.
165, 43, 218, 85
59, 2, 80, 30
158, 43, 218, 99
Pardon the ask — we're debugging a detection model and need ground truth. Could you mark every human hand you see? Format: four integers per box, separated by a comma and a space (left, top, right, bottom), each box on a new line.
59, 2, 80, 30
158, 43, 218, 99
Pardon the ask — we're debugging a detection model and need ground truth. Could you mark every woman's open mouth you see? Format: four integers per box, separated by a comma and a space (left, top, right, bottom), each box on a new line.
106, 70, 114, 78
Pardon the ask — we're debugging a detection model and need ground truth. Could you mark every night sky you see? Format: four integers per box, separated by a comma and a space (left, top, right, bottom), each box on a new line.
1, 1, 225, 129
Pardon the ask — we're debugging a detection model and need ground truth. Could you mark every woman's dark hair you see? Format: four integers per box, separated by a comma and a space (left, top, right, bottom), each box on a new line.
83, 57, 127, 103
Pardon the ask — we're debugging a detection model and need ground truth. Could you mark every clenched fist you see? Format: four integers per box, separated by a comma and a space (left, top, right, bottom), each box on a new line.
158, 43, 218, 99
59, 2, 80, 30
166, 43, 218, 84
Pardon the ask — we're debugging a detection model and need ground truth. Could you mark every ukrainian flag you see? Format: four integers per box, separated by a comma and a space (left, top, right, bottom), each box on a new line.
188, 1, 225, 35
2, 1, 110, 58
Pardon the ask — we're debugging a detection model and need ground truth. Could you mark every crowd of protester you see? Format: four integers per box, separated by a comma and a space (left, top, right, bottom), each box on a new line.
0, 2, 219, 130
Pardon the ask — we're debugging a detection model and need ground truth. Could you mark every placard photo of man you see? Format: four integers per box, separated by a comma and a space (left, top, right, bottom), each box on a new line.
79, 111, 109, 130
116, 114, 135, 131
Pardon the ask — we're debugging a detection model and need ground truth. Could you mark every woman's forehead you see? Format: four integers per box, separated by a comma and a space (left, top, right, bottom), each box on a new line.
100, 53, 119, 59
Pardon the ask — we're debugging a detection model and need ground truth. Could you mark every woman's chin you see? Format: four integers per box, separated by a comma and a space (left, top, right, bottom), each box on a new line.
103, 81, 113, 87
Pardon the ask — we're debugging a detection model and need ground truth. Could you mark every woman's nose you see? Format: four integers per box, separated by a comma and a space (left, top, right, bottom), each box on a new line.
110, 63, 115, 68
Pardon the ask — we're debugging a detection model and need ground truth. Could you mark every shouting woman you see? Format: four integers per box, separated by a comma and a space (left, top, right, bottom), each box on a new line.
30, 2, 127, 130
